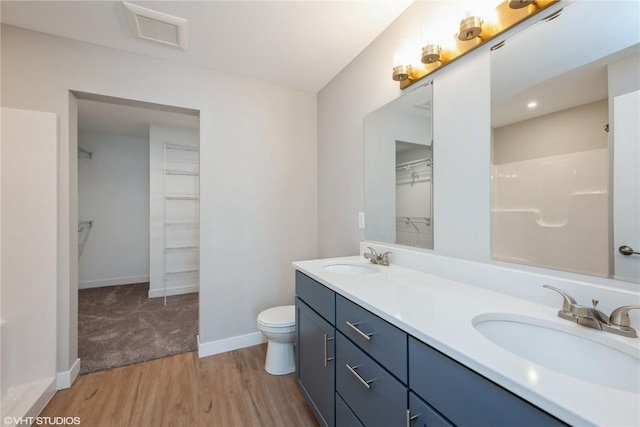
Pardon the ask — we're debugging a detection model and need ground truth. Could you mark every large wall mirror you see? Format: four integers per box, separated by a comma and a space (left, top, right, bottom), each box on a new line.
365, 82, 434, 249
491, 1, 639, 283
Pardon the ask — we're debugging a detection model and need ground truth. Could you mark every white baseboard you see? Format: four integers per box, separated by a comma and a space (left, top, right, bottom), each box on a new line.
79, 275, 149, 289
148, 284, 199, 299
197, 332, 266, 358
56, 358, 80, 390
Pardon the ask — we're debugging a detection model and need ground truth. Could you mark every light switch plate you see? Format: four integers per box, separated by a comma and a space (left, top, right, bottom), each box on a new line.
358, 212, 365, 229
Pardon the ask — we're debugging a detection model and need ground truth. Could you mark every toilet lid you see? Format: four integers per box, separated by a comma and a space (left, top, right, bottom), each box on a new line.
258, 305, 295, 327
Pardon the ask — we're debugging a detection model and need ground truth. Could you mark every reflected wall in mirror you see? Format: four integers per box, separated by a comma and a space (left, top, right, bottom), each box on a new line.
365, 82, 434, 249
490, 1, 640, 282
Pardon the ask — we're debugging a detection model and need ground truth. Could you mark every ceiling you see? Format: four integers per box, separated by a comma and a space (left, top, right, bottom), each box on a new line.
0, 0, 413, 93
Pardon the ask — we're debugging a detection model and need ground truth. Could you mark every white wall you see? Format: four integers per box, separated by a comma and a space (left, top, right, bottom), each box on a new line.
1, 24, 317, 375
1, 108, 58, 421
78, 131, 150, 288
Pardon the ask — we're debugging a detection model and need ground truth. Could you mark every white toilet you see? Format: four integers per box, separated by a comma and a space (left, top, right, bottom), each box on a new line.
257, 305, 296, 375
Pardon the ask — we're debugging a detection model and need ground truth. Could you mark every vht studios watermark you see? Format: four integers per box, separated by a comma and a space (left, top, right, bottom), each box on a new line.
3, 416, 80, 426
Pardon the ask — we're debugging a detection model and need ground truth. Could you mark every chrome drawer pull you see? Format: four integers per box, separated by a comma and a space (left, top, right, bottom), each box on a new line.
345, 363, 374, 389
406, 409, 419, 427
323, 334, 334, 368
345, 320, 373, 341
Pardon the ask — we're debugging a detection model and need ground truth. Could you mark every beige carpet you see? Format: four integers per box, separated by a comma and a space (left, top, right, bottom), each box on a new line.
78, 282, 198, 375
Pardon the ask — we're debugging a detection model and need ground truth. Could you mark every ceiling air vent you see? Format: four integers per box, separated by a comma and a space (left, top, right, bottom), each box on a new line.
123, 2, 188, 49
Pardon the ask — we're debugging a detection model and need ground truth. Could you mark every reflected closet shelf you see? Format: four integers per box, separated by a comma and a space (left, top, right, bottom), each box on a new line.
165, 169, 199, 176
164, 221, 199, 227
165, 269, 199, 276
165, 246, 199, 253
165, 195, 199, 200
165, 143, 199, 152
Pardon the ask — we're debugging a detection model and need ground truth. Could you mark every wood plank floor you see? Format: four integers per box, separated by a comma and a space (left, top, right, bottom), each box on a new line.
40, 344, 318, 427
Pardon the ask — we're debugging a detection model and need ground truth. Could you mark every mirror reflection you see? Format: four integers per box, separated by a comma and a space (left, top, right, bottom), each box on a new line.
365, 83, 434, 249
490, 1, 639, 282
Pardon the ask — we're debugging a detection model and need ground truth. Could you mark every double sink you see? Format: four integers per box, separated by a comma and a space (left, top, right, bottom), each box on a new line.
322, 260, 640, 395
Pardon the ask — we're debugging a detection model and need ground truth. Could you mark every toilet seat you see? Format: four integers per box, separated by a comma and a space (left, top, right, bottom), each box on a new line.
258, 305, 295, 328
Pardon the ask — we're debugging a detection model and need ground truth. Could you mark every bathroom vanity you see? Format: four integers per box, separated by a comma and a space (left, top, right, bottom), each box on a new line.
293, 256, 640, 427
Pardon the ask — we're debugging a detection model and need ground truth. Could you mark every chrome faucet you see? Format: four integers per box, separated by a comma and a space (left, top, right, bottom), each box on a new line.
364, 247, 391, 266
543, 285, 640, 338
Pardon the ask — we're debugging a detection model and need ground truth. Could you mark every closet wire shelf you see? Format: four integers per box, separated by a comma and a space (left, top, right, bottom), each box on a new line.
162, 141, 200, 305
396, 217, 431, 233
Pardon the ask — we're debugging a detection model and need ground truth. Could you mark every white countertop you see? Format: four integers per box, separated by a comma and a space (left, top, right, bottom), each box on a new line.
293, 256, 640, 427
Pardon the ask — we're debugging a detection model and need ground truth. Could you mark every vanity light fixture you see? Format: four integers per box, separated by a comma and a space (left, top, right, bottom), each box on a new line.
509, 0, 537, 9
393, 0, 558, 89
458, 16, 484, 41
527, 101, 538, 108
392, 65, 411, 81
421, 44, 443, 64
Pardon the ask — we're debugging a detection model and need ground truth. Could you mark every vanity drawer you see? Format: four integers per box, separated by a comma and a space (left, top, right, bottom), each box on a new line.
336, 295, 407, 383
336, 393, 364, 427
408, 337, 567, 427
296, 270, 335, 324
336, 332, 407, 427
409, 392, 453, 427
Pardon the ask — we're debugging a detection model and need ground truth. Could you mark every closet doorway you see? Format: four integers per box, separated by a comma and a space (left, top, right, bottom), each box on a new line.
76, 94, 200, 374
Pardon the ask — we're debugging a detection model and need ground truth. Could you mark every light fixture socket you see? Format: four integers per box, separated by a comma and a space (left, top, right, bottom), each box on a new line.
508, 0, 536, 9
458, 16, 483, 41
392, 65, 411, 81
421, 44, 442, 64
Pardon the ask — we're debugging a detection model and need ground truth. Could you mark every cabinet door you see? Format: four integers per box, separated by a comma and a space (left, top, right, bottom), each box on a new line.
408, 392, 453, 427
297, 298, 335, 427
409, 337, 566, 427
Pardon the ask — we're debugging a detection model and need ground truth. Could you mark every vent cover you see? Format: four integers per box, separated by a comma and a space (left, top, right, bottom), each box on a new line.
123, 2, 188, 49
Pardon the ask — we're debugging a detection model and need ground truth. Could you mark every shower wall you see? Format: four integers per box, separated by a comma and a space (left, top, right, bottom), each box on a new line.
491, 149, 609, 276
1, 108, 57, 422
491, 100, 609, 277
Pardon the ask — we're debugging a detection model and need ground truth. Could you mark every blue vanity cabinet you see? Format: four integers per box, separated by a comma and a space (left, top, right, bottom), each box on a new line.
295, 269, 568, 427
296, 272, 336, 427
335, 332, 408, 427
408, 337, 567, 427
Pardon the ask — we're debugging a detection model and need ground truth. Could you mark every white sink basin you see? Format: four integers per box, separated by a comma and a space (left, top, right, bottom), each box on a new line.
323, 262, 380, 276
473, 313, 640, 394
